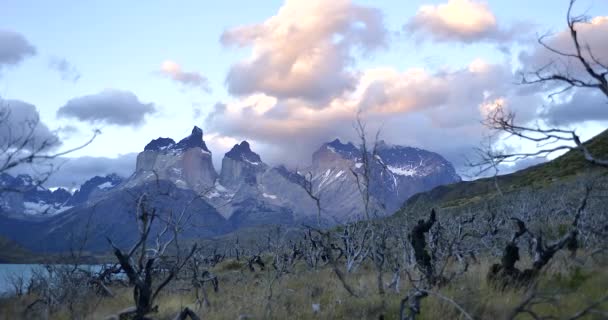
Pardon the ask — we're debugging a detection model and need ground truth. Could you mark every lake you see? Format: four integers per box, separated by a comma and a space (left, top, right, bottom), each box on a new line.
0, 264, 104, 296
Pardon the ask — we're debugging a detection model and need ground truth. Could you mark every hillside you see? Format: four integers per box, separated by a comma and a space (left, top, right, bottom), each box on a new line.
0, 236, 37, 263
397, 129, 608, 213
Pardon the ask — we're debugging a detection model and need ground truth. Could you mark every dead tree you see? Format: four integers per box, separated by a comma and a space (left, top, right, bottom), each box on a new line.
106, 194, 197, 320
307, 226, 359, 298
340, 222, 372, 272
172, 308, 201, 320
488, 186, 590, 289
399, 209, 476, 320
0, 101, 98, 181
506, 283, 608, 319
474, 0, 608, 175
352, 115, 390, 318
409, 209, 437, 285
247, 253, 266, 272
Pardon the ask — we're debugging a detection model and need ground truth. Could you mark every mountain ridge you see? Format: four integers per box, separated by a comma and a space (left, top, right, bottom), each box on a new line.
0, 125, 461, 252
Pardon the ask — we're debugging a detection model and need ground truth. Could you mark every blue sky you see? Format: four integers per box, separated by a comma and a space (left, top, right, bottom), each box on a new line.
1, 0, 607, 186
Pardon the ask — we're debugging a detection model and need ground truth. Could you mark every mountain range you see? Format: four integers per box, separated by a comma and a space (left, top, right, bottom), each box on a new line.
0, 126, 460, 252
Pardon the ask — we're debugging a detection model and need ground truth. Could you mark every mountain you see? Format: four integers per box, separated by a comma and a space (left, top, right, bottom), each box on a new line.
0, 173, 72, 218
220, 141, 267, 188
67, 174, 124, 206
396, 129, 608, 217
0, 173, 125, 219
129, 126, 217, 192
307, 139, 460, 220
0, 235, 37, 263
0, 126, 460, 252
372, 141, 461, 211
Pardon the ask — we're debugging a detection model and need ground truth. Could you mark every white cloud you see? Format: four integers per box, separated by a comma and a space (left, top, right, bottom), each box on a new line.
206, 58, 539, 171
221, 0, 387, 102
405, 0, 525, 43
159, 60, 210, 92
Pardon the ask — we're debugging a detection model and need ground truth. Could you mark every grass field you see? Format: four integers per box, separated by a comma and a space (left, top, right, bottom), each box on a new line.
1, 252, 606, 320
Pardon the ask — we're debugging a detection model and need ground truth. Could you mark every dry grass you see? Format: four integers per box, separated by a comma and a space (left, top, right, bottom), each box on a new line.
1, 254, 607, 319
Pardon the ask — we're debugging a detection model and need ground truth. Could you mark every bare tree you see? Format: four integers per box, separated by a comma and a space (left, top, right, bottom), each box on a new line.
106, 194, 197, 320
351, 116, 389, 308
475, 0, 608, 174
488, 185, 590, 289
0, 102, 99, 183
340, 221, 372, 272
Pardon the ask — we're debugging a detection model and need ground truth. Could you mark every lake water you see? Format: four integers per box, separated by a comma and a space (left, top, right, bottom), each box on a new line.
0, 264, 104, 297
0, 264, 42, 296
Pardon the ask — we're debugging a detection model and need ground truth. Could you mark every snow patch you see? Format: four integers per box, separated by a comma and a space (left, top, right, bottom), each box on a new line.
215, 182, 228, 192
159, 144, 174, 151
263, 193, 278, 200
175, 179, 188, 187
244, 159, 261, 166
97, 181, 115, 190
206, 191, 221, 199
387, 165, 418, 177
23, 201, 73, 216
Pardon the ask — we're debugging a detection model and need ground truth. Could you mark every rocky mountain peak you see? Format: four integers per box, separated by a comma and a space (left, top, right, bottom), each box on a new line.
142, 126, 210, 153
174, 126, 210, 152
68, 174, 124, 206
134, 126, 217, 192
144, 137, 175, 151
220, 141, 266, 188
313, 138, 361, 168
225, 141, 262, 164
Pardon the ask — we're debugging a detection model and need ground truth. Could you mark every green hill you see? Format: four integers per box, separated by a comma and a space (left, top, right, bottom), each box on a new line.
397, 129, 608, 214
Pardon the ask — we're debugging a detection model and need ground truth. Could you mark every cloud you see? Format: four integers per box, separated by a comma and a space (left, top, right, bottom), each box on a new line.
159, 60, 210, 92
221, 0, 387, 102
57, 89, 157, 126
0, 98, 60, 151
0, 29, 36, 67
206, 59, 539, 172
405, 0, 523, 43
518, 16, 608, 92
9, 153, 137, 188
540, 90, 608, 126
517, 15, 608, 126
48, 56, 81, 82
192, 103, 203, 118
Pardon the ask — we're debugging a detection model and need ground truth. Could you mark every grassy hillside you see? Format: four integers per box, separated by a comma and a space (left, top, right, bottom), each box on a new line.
2, 256, 607, 319
398, 129, 608, 213
0, 236, 38, 264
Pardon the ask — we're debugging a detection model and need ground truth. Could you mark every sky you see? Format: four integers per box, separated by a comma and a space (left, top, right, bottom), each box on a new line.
1, 0, 607, 187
